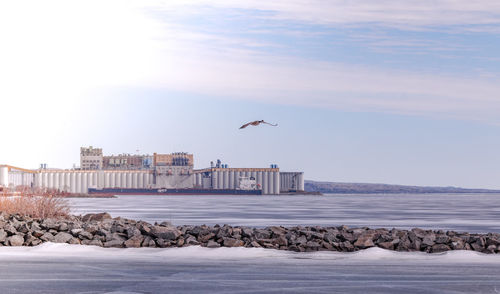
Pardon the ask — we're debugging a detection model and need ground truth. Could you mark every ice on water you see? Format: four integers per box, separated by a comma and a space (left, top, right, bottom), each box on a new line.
2, 194, 500, 293
1, 243, 500, 293
70, 193, 500, 232
1, 242, 499, 264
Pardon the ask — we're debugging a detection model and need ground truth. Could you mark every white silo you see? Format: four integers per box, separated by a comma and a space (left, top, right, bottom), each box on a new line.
120, 173, 126, 188
85, 172, 90, 192
89, 171, 99, 188
40, 173, 45, 188
87, 172, 92, 188
117, 172, 122, 188
108, 173, 114, 188
60, 173, 65, 190
41, 172, 47, 188
274, 172, 280, 195
89, 172, 94, 189
52, 173, 58, 188
75, 173, 81, 194
64, 173, 70, 192
122, 173, 127, 188
233, 171, 239, 189
57, 173, 62, 191
47, 173, 53, 188
115, 173, 119, 188
229, 171, 234, 189
298, 173, 304, 191
111, 172, 117, 188
53, 173, 59, 190
34, 173, 40, 187
104, 172, 110, 188
144, 173, 150, 188
268, 171, 274, 194
131, 173, 137, 188
82, 173, 88, 194
59, 173, 65, 191
263, 171, 269, 194
123, 172, 128, 188
196, 173, 202, 187
70, 173, 76, 193
126, 172, 131, 188
113, 172, 122, 188
217, 171, 223, 189
257, 171, 263, 190
212, 171, 218, 189
223, 171, 229, 189
138, 172, 144, 188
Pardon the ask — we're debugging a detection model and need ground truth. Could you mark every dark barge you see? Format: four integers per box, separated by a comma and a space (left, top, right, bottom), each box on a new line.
88, 188, 263, 196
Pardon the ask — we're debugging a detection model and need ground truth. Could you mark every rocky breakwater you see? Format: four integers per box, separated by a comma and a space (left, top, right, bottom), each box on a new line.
0, 212, 499, 254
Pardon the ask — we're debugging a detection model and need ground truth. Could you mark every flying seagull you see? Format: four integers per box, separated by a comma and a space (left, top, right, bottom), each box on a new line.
239, 120, 278, 129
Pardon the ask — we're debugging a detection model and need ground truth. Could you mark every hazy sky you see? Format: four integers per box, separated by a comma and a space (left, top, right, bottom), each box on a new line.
1, 1, 500, 188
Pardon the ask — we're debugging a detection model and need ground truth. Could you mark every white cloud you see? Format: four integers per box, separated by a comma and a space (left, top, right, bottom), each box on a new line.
1, 0, 500, 141
151, 0, 500, 30
145, 43, 500, 123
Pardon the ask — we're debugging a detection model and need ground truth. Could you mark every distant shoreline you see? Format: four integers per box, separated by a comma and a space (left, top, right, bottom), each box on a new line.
305, 180, 500, 194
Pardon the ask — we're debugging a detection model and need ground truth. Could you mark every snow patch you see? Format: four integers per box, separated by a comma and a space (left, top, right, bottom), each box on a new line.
0, 243, 498, 264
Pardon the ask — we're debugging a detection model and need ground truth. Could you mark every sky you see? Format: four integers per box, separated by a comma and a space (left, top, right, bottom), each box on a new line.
1, 0, 500, 188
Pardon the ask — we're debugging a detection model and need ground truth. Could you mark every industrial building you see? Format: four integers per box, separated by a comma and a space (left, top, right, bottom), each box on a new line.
80, 146, 103, 170
103, 154, 153, 170
0, 147, 304, 195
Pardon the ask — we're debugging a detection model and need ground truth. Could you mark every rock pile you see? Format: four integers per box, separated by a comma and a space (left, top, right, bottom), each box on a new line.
0, 212, 499, 253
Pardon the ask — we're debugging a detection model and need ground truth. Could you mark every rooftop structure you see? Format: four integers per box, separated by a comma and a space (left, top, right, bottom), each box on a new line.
154, 152, 193, 167
80, 146, 103, 170
103, 154, 153, 170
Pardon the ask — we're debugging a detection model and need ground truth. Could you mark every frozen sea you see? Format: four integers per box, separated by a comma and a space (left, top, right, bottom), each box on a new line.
2, 193, 500, 294
71, 193, 500, 233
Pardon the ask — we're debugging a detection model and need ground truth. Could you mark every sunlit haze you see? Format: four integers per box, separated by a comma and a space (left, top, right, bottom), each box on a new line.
1, 1, 500, 188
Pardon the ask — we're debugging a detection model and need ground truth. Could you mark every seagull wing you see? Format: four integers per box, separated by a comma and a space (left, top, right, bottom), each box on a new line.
262, 121, 278, 127
239, 122, 253, 129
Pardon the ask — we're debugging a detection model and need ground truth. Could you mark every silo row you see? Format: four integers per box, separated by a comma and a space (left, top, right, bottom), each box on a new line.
35, 171, 96, 194
279, 172, 305, 192
6, 171, 34, 187
194, 173, 203, 187
34, 171, 152, 194
207, 170, 280, 194
280, 172, 295, 192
